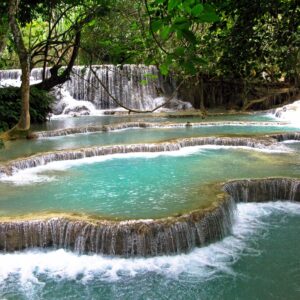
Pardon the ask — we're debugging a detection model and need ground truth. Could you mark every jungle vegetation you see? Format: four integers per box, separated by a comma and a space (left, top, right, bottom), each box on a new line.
0, 0, 299, 136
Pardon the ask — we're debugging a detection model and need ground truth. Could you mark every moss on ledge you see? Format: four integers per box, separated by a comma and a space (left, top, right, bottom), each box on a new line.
0, 177, 299, 256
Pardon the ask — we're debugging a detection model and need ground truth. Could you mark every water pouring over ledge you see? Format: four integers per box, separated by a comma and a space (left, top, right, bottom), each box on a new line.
0, 68, 297, 262
0, 65, 192, 116
0, 134, 299, 256
0, 178, 299, 257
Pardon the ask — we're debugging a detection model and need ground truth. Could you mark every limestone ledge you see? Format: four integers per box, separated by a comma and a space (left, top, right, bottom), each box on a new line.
0, 177, 299, 256
30, 120, 290, 138
2, 132, 299, 176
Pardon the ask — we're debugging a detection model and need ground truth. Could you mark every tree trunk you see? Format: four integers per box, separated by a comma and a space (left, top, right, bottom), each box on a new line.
0, 23, 8, 56
35, 31, 81, 91
8, 0, 30, 132
199, 75, 205, 111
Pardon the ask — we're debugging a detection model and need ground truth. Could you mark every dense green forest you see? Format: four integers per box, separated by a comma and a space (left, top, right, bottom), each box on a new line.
0, 0, 299, 137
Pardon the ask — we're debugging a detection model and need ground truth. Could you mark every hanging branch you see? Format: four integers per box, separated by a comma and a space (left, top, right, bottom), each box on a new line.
73, 46, 185, 113
143, 0, 170, 56
88, 65, 184, 114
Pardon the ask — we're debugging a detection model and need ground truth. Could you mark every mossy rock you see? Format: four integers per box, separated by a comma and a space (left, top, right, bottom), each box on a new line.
0, 138, 4, 149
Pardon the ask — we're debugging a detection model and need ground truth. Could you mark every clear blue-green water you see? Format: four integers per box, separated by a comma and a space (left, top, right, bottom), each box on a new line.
0, 145, 299, 218
0, 202, 299, 299
32, 113, 275, 131
1, 112, 300, 299
1, 124, 298, 161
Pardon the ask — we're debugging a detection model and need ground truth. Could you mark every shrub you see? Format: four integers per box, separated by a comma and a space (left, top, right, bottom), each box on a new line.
0, 86, 54, 131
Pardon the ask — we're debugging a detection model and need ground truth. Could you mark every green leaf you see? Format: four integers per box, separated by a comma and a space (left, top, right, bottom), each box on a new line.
88, 19, 96, 27
191, 4, 203, 16
160, 26, 172, 40
151, 19, 163, 32
168, 0, 181, 12
198, 12, 219, 22
159, 64, 169, 75
182, 29, 196, 43
198, 5, 219, 22
144, 73, 158, 79
131, 21, 138, 30
174, 47, 185, 56
176, 29, 183, 39
181, 2, 192, 14
173, 17, 190, 30
183, 62, 196, 74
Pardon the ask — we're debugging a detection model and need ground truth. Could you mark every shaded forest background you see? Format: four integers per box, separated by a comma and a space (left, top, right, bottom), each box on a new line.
0, 0, 299, 135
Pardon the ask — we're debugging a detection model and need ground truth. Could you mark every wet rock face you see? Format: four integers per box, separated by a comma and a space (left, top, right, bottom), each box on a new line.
165, 99, 194, 110
272, 132, 300, 142
63, 105, 91, 116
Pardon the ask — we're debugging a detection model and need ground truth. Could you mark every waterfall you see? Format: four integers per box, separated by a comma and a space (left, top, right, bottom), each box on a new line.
0, 177, 299, 256
0, 197, 234, 256
0, 65, 192, 115
271, 132, 300, 142
273, 99, 300, 127
64, 65, 164, 110
224, 178, 300, 203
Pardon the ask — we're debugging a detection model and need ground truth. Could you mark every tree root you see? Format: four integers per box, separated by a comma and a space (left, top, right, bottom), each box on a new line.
242, 87, 299, 111
0, 125, 30, 141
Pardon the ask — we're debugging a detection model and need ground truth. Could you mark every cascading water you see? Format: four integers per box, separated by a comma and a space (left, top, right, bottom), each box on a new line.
224, 178, 300, 203
0, 197, 235, 256
0, 178, 299, 256
0, 135, 285, 176
273, 99, 300, 126
0, 65, 192, 116
64, 65, 165, 111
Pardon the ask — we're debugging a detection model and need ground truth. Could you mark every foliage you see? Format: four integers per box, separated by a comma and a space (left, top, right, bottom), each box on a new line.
209, 0, 300, 82
80, 0, 220, 77
0, 0, 299, 129
0, 86, 54, 131
144, 0, 219, 75
80, 0, 146, 64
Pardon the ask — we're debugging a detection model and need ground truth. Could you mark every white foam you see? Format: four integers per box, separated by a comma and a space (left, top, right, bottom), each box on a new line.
272, 100, 300, 127
0, 202, 299, 285
0, 77, 41, 88
196, 144, 292, 153
0, 147, 204, 185
53, 88, 105, 117
281, 140, 300, 144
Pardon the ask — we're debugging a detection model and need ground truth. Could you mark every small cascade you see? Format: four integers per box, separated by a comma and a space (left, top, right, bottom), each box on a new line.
0, 136, 277, 177
0, 177, 299, 256
273, 100, 300, 126
0, 68, 42, 87
0, 197, 234, 256
224, 178, 300, 203
271, 132, 300, 142
0, 65, 190, 115
31, 121, 289, 139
